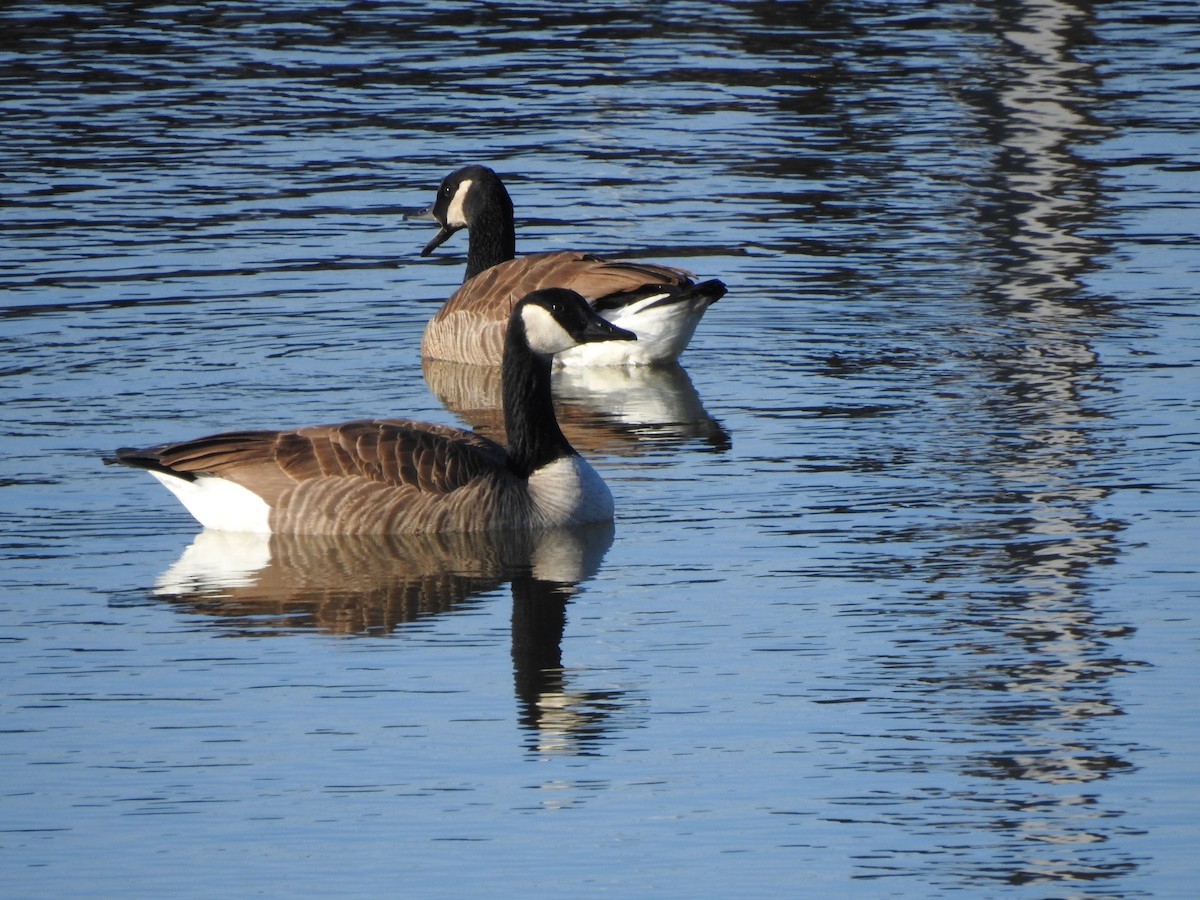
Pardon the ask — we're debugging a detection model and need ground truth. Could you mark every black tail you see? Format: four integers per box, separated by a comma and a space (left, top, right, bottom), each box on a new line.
592, 278, 727, 314
102, 446, 197, 482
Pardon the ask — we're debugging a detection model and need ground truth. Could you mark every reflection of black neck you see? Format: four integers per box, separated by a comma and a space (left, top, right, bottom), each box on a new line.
511, 575, 570, 729
502, 316, 574, 480
464, 190, 515, 280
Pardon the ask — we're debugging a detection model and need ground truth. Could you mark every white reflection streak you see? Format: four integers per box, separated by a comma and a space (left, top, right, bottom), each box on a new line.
986, 0, 1126, 878
997, 0, 1105, 303
993, 0, 1109, 675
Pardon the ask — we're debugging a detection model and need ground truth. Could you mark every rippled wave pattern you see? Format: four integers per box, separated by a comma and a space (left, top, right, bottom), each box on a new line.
2, 2, 1198, 897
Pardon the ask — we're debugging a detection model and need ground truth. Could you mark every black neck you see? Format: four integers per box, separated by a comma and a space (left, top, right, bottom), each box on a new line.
502, 321, 574, 479
464, 192, 516, 281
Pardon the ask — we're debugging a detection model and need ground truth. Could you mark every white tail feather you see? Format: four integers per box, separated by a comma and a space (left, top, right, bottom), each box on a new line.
148, 471, 272, 533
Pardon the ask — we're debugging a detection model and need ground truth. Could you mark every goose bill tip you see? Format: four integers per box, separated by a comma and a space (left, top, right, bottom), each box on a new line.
420, 224, 457, 256
584, 319, 637, 343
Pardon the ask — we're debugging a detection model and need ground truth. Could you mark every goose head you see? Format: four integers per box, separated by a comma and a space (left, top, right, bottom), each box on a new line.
501, 288, 635, 482
410, 164, 512, 257
512, 288, 637, 358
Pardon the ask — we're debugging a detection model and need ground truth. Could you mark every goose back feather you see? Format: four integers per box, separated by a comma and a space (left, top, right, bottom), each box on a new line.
114, 420, 520, 534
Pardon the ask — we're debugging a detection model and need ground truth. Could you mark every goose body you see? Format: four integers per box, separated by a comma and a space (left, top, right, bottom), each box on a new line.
105, 289, 635, 535
412, 165, 726, 367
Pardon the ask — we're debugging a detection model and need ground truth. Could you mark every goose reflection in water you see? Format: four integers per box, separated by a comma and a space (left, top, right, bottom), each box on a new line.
152, 523, 630, 755
422, 357, 730, 455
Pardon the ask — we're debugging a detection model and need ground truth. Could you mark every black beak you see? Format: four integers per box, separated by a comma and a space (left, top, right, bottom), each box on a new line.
403, 204, 459, 256
420, 223, 459, 256
579, 312, 637, 344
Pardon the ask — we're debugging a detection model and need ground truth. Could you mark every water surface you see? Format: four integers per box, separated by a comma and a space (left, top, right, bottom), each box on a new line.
2, 2, 1198, 897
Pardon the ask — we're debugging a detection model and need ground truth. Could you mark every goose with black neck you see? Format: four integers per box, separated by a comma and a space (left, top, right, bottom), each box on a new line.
105, 289, 636, 534
410, 164, 726, 367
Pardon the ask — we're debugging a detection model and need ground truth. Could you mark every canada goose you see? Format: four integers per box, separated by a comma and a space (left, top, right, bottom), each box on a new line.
410, 164, 726, 366
104, 289, 636, 535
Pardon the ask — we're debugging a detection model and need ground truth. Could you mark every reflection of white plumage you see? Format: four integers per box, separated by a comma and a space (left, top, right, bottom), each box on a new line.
106, 290, 634, 534
422, 358, 731, 456
410, 165, 726, 366
153, 523, 614, 628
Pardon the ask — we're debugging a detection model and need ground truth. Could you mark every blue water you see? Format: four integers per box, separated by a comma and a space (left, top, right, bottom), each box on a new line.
2, 3, 1198, 897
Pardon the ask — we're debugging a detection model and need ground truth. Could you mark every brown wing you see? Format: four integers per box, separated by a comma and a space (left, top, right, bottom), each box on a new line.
439, 251, 696, 316
421, 250, 696, 364
111, 420, 524, 533
134, 419, 508, 505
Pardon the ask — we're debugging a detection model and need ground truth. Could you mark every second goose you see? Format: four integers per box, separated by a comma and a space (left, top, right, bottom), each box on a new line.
411, 164, 726, 367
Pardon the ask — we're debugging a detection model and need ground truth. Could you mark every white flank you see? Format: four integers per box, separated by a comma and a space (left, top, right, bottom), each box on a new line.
527, 456, 614, 527
445, 178, 473, 227
557, 293, 702, 367
521, 304, 577, 355
148, 471, 272, 533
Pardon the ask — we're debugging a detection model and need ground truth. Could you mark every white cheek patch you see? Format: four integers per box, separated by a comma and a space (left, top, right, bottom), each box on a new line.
445, 178, 473, 227
520, 305, 576, 355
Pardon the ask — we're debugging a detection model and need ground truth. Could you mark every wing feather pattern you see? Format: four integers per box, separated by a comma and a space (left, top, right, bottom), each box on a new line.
422, 251, 708, 365
115, 420, 519, 534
